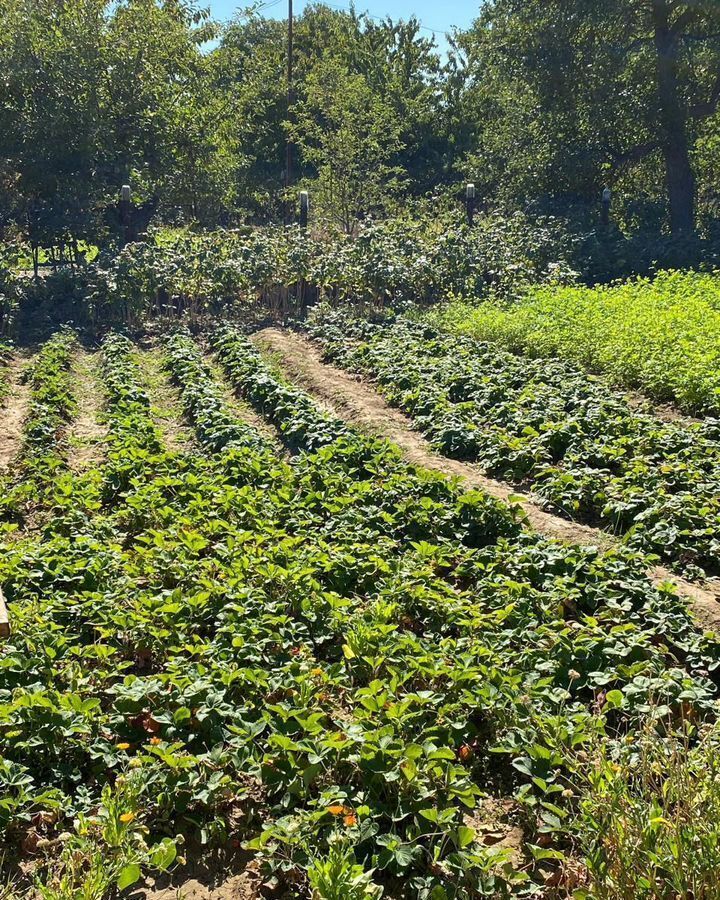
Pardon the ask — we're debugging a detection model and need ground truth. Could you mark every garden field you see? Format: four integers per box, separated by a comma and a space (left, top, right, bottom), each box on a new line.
5, 0, 720, 894
307, 307, 720, 580
1, 316, 720, 899
436, 271, 720, 416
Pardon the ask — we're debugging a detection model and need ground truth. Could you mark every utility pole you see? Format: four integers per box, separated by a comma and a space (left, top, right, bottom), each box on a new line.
285, 0, 294, 202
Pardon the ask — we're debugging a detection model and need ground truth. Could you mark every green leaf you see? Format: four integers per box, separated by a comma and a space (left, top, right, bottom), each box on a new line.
456, 825, 475, 849
117, 863, 141, 890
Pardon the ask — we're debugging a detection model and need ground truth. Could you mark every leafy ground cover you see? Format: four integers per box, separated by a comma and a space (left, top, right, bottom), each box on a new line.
0, 329, 78, 526
307, 310, 720, 579
436, 270, 720, 416
0, 327, 719, 898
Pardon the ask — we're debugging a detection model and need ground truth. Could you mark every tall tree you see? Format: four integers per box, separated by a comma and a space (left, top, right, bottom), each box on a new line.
460, 0, 720, 234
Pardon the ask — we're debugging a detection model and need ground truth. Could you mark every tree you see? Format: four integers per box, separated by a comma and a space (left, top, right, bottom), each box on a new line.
0, 0, 233, 246
290, 58, 406, 233
459, 0, 720, 234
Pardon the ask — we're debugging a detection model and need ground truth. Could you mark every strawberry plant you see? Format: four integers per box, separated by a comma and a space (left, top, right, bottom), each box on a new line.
0, 326, 719, 898
308, 309, 720, 578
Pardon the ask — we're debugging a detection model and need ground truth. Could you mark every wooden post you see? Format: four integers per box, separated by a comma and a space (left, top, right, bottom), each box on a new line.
120, 184, 132, 244
466, 183, 476, 227
0, 586, 10, 639
299, 190, 309, 228
601, 187, 611, 227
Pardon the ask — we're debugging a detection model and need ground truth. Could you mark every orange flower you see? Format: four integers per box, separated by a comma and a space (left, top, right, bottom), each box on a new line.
327, 805, 345, 816
343, 812, 358, 827
150, 737, 162, 745
119, 812, 135, 824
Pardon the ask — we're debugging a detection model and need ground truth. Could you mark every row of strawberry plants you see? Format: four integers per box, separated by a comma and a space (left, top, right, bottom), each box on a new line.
100, 332, 164, 458
0, 329, 77, 525
163, 331, 268, 454
2, 332, 720, 895
213, 324, 352, 451
21, 328, 77, 467
308, 310, 720, 579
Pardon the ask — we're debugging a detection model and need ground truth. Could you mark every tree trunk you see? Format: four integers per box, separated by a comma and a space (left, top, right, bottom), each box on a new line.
652, 0, 696, 235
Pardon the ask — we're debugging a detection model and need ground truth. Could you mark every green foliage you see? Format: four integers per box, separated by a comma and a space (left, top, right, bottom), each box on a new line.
439, 270, 720, 415
2, 326, 719, 896
291, 57, 406, 233
31, 212, 574, 328
0, 0, 228, 247
458, 0, 720, 235
577, 721, 720, 899
309, 308, 720, 577
307, 841, 382, 899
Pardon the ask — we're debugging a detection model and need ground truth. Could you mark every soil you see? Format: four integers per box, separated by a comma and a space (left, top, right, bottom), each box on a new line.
137, 851, 263, 900
624, 389, 704, 427
139, 348, 195, 453
0, 354, 32, 472
463, 797, 524, 868
252, 328, 720, 631
68, 348, 107, 471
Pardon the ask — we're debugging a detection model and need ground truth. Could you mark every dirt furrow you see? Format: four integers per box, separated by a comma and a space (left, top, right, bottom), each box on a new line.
0, 354, 32, 473
253, 327, 720, 630
139, 348, 195, 453
68, 348, 107, 471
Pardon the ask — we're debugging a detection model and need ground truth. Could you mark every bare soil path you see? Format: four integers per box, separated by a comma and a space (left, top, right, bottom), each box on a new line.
0, 354, 32, 472
139, 348, 195, 453
253, 328, 720, 630
139, 851, 263, 900
68, 349, 106, 471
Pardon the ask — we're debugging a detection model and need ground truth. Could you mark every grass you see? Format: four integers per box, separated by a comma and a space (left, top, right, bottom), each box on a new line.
435, 269, 720, 415
576, 718, 720, 899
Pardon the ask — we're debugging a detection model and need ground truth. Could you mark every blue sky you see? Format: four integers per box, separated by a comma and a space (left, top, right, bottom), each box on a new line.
207, 0, 478, 51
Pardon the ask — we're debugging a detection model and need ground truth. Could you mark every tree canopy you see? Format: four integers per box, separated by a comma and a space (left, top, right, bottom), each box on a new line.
0, 0, 718, 252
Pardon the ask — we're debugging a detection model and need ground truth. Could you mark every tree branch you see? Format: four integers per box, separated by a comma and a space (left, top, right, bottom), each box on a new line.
603, 141, 659, 165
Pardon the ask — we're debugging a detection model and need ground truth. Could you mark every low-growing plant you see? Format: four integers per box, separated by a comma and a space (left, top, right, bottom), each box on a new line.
437, 270, 720, 416
308, 308, 720, 577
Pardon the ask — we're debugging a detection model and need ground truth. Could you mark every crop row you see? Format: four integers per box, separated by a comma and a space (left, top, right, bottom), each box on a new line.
164, 331, 267, 455
100, 332, 164, 458
0, 329, 78, 526
308, 311, 720, 579
21, 328, 77, 466
1, 332, 719, 896
213, 325, 353, 451
437, 270, 720, 416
